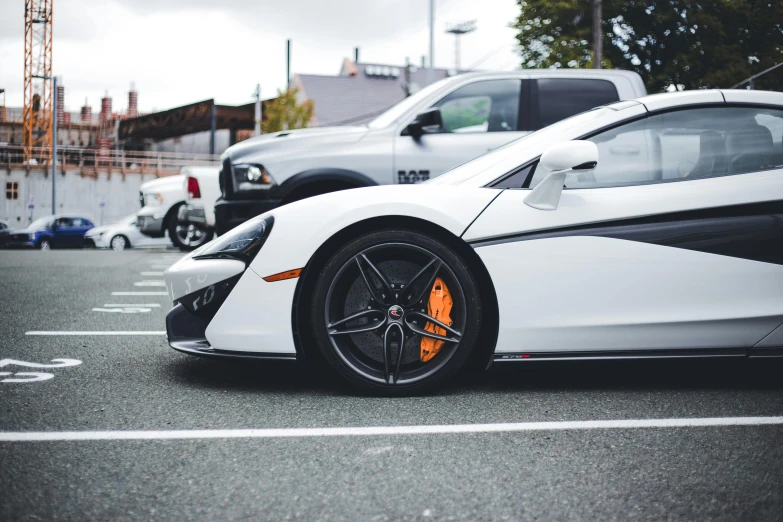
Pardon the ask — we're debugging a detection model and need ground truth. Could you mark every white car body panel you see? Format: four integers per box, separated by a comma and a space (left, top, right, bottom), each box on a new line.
137, 175, 185, 220
246, 184, 499, 279
205, 269, 299, 353
478, 236, 783, 353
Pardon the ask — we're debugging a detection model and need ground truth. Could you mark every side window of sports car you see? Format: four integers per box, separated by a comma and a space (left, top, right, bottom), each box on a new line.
528, 106, 783, 189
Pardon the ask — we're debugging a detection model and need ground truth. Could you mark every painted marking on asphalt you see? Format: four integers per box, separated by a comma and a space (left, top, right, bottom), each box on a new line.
150, 264, 171, 269
1, 417, 782, 441
25, 331, 166, 336
111, 291, 168, 296
92, 307, 152, 314
103, 303, 161, 308
140, 271, 165, 276
0, 359, 82, 384
134, 281, 166, 287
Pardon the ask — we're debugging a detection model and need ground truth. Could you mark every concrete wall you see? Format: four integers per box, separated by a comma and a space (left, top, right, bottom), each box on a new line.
2, 168, 160, 229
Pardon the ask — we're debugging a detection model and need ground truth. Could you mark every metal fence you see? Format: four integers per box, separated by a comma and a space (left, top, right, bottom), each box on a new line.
0, 145, 221, 177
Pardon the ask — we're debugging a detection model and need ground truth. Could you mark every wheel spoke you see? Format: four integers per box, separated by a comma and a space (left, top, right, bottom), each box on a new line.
406, 312, 462, 343
355, 254, 393, 305
328, 309, 386, 336
399, 258, 442, 306
383, 322, 405, 384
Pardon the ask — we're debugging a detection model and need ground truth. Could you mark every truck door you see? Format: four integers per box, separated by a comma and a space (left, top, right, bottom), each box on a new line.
393, 79, 529, 184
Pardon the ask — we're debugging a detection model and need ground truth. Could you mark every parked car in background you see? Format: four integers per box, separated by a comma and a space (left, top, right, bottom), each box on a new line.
85, 214, 172, 250
6, 215, 94, 250
136, 174, 186, 249
176, 166, 219, 251
215, 69, 647, 234
0, 220, 9, 247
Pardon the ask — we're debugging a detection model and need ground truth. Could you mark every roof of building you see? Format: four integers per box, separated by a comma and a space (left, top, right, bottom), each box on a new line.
294, 59, 450, 127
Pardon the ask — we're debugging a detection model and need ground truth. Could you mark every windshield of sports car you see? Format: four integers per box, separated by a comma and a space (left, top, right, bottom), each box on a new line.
424, 105, 619, 186
367, 77, 454, 129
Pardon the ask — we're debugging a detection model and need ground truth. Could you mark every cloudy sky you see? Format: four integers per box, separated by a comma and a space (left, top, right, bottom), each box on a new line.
0, 0, 521, 114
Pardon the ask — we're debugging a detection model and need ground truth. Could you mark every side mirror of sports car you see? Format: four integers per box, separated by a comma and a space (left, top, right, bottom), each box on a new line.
524, 141, 598, 211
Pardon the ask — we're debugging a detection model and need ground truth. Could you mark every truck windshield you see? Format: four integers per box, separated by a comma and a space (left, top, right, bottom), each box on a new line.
367, 77, 454, 129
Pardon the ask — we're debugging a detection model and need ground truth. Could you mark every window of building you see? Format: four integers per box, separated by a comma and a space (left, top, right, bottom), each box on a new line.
5, 181, 19, 200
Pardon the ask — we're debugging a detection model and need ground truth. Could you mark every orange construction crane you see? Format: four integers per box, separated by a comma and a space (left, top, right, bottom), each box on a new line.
22, 0, 53, 164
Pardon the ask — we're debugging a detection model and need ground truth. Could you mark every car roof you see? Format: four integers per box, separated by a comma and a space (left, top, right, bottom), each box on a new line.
635, 89, 783, 112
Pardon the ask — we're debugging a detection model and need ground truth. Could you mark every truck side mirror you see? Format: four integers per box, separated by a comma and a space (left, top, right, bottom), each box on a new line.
524, 141, 598, 211
403, 108, 443, 138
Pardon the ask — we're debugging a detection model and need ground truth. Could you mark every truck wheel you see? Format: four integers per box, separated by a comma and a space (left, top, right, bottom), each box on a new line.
168, 218, 213, 252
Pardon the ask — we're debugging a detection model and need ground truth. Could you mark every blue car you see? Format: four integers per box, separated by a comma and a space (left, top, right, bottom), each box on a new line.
6, 215, 95, 250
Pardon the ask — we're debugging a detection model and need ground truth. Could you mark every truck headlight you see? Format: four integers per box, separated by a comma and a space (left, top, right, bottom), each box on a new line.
29, 233, 35, 241
193, 215, 274, 264
233, 163, 275, 192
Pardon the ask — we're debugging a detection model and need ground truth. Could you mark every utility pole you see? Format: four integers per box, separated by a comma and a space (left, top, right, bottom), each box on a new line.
253, 84, 262, 136
286, 39, 291, 90
446, 20, 477, 72
428, 0, 434, 85
592, 0, 603, 68
51, 75, 57, 213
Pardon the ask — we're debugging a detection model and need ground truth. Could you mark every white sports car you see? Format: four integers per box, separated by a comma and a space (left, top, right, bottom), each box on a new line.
164, 89, 783, 394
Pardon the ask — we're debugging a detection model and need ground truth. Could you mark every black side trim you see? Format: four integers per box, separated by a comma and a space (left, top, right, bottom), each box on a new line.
494, 348, 746, 362
171, 340, 298, 361
471, 201, 783, 266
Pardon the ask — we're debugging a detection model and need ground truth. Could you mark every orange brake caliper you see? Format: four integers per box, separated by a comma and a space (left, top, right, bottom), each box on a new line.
420, 277, 453, 362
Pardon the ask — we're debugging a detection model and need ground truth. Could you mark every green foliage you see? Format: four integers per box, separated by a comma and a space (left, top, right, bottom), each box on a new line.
514, 0, 783, 93
262, 87, 314, 134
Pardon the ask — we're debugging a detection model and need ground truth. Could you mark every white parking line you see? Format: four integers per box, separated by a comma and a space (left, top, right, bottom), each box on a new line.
134, 281, 166, 287
25, 331, 166, 336
140, 272, 165, 276
112, 291, 168, 296
103, 303, 161, 308
149, 265, 171, 269
1, 416, 781, 442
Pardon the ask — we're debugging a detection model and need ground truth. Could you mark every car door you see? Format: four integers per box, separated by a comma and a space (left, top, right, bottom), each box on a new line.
52, 217, 76, 247
465, 104, 783, 355
393, 78, 529, 184
72, 218, 93, 247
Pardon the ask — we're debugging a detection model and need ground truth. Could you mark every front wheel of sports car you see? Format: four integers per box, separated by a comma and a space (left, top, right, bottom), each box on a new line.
310, 230, 482, 395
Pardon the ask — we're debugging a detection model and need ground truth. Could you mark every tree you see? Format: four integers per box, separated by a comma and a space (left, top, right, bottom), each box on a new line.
514, 0, 783, 92
262, 87, 314, 134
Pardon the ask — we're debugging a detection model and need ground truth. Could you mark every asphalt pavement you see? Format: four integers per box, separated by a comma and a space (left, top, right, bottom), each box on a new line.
1, 250, 782, 521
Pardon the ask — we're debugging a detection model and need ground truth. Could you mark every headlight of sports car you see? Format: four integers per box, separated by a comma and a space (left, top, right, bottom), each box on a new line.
232, 163, 275, 192
193, 215, 274, 264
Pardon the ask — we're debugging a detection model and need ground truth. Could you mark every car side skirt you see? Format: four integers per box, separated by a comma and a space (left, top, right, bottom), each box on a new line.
493, 347, 783, 363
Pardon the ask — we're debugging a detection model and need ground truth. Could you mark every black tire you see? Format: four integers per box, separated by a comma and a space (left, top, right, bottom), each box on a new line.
38, 238, 51, 251
110, 234, 130, 251
168, 212, 213, 251
309, 229, 482, 396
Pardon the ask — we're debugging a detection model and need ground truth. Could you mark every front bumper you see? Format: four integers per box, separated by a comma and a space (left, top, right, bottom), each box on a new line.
137, 214, 165, 237
179, 204, 207, 226
214, 198, 281, 236
6, 236, 35, 248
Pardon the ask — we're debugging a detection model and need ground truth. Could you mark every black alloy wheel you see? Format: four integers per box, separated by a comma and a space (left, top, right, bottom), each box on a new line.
310, 229, 482, 395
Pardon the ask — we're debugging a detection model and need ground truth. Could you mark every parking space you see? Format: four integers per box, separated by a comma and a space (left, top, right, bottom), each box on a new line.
1, 250, 783, 520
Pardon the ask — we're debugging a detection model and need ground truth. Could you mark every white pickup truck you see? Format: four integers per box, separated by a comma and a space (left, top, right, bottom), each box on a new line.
136, 166, 219, 250
214, 69, 647, 234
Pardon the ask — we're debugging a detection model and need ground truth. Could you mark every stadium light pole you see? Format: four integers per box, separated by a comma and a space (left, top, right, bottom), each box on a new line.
428, 0, 434, 85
